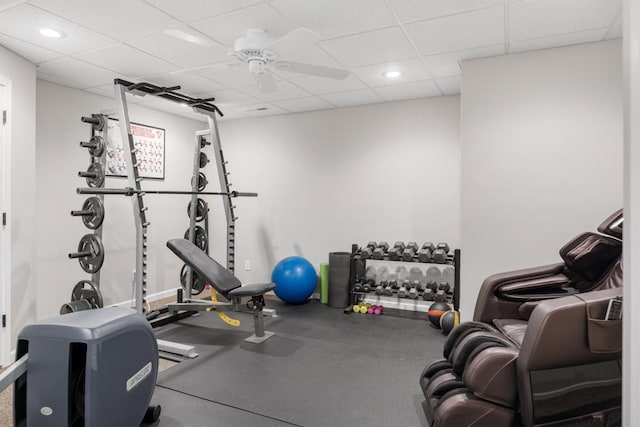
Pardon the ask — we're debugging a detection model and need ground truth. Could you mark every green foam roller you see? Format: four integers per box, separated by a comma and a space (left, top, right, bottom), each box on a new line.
320, 263, 329, 304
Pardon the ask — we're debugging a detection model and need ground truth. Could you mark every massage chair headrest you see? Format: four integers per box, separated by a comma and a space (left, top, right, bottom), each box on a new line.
597, 209, 623, 240
559, 232, 621, 281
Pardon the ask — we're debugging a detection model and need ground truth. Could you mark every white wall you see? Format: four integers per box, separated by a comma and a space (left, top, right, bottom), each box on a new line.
460, 40, 623, 320
35, 80, 208, 319
217, 96, 461, 285
0, 45, 36, 348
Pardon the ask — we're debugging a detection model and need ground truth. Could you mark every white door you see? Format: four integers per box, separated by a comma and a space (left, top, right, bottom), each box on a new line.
0, 76, 11, 366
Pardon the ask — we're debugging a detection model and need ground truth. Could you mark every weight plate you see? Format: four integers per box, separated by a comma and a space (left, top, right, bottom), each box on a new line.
88, 135, 105, 157
184, 226, 208, 251
71, 279, 104, 309
77, 234, 105, 274
187, 198, 207, 222
199, 152, 208, 168
191, 172, 207, 192
81, 197, 105, 229
180, 264, 206, 295
60, 299, 92, 314
86, 162, 105, 188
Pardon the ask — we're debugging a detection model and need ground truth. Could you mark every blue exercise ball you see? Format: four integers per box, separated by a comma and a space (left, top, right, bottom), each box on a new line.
271, 256, 317, 304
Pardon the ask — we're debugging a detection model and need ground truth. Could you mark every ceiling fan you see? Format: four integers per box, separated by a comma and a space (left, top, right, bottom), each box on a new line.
167, 27, 349, 93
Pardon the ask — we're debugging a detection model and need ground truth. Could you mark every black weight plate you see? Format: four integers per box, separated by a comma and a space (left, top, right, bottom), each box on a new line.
77, 234, 105, 274
81, 197, 105, 229
187, 198, 207, 222
86, 162, 105, 188
199, 152, 208, 168
89, 135, 105, 157
179, 264, 206, 295
60, 299, 92, 314
184, 226, 208, 251
191, 172, 207, 192
71, 279, 104, 308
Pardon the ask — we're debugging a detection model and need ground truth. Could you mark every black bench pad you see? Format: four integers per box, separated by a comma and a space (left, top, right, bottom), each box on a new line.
167, 239, 274, 298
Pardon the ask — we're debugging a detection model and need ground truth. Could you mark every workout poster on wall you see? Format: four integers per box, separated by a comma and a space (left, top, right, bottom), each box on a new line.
106, 118, 165, 179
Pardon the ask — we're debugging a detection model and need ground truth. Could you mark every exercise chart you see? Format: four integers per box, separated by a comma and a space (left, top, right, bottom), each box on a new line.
106, 118, 165, 179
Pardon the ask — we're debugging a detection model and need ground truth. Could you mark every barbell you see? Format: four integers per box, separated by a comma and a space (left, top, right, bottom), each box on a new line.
77, 187, 258, 198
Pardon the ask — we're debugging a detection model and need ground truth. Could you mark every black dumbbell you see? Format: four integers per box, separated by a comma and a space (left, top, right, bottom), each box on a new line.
366, 241, 377, 249
422, 242, 436, 252
398, 280, 410, 298
375, 280, 387, 295
390, 279, 399, 290
353, 282, 363, 292
409, 280, 420, 299
362, 279, 375, 293
435, 289, 447, 302
422, 288, 435, 301
361, 247, 373, 259
388, 247, 402, 261
432, 242, 450, 264
426, 280, 438, 292
378, 241, 390, 252
418, 248, 432, 263
402, 246, 416, 262
383, 282, 394, 296
438, 282, 451, 293
372, 247, 385, 259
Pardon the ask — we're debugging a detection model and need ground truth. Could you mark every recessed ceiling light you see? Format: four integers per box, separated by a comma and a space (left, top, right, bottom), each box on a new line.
39, 28, 65, 38
382, 70, 401, 79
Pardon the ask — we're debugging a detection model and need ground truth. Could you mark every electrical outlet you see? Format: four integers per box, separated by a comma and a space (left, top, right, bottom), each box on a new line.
244, 260, 251, 271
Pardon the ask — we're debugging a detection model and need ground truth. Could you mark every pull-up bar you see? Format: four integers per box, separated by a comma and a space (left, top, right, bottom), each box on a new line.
77, 187, 258, 198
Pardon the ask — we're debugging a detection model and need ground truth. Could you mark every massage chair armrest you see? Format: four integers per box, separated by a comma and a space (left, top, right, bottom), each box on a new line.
473, 263, 566, 322
516, 288, 622, 426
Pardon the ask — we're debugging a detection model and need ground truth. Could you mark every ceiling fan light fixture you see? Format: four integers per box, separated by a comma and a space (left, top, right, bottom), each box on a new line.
39, 28, 65, 38
382, 70, 401, 79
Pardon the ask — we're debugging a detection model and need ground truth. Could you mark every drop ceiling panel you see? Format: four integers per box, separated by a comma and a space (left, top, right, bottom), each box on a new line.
271, 96, 334, 112
74, 44, 180, 78
351, 58, 428, 87
233, 103, 288, 118
128, 26, 229, 69
0, 0, 24, 11
0, 32, 61, 63
36, 70, 85, 89
197, 64, 256, 88
435, 75, 461, 95
509, 28, 608, 54
509, 0, 620, 42
237, 80, 311, 102
29, 0, 179, 41
320, 26, 415, 69
270, 0, 396, 39
37, 57, 120, 87
321, 88, 384, 107
269, 46, 345, 79
386, 0, 503, 23
422, 44, 504, 77
196, 88, 259, 109
374, 80, 440, 101
290, 74, 366, 95
406, 6, 504, 56
146, 72, 226, 96
143, 0, 264, 24
0, 3, 115, 54
191, 4, 294, 48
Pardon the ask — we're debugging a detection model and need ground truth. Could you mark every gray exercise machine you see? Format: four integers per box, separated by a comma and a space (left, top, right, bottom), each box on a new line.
0, 307, 160, 426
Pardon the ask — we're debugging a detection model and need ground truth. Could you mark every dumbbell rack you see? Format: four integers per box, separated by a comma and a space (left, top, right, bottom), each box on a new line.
349, 243, 461, 313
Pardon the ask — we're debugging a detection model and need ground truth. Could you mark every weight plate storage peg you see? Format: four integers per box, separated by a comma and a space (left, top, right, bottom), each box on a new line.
180, 264, 207, 295
184, 226, 208, 251
68, 234, 105, 274
187, 198, 208, 222
80, 135, 105, 157
81, 114, 106, 132
70, 280, 104, 309
79, 162, 105, 188
71, 197, 105, 230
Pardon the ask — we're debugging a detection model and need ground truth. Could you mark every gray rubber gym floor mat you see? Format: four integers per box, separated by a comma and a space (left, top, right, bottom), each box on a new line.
154, 300, 446, 426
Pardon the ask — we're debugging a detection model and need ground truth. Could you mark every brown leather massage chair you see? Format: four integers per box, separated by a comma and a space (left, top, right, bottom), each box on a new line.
419, 210, 623, 427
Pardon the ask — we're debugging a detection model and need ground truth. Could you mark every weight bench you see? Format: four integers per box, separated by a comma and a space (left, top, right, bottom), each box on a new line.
166, 238, 276, 343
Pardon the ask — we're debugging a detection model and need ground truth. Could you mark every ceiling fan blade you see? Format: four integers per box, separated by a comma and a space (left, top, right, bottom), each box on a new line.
274, 61, 349, 80
253, 71, 277, 93
265, 28, 321, 54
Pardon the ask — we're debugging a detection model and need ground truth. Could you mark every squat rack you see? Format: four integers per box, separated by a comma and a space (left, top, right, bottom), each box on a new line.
109, 79, 242, 313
